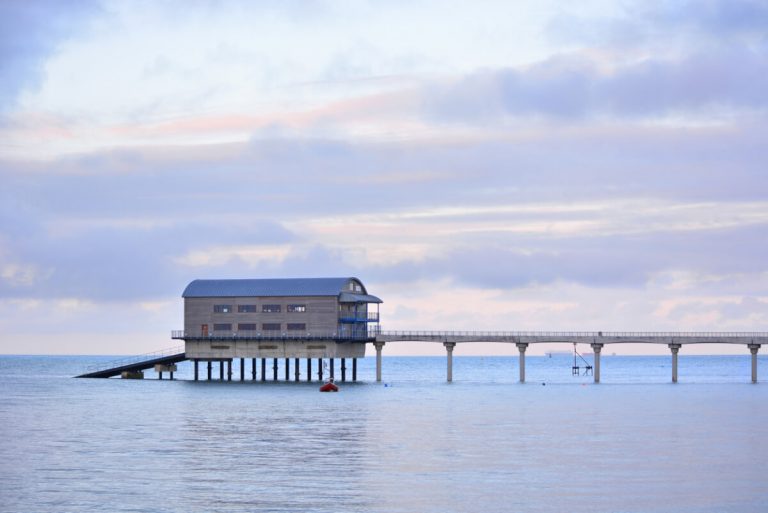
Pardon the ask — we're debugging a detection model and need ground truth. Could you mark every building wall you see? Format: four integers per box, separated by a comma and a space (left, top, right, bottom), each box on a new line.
184, 295, 339, 336
185, 339, 366, 359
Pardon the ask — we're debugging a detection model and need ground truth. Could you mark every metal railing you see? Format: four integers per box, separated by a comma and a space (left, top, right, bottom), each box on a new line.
339, 312, 379, 322
376, 330, 768, 338
84, 345, 185, 373
172, 330, 375, 340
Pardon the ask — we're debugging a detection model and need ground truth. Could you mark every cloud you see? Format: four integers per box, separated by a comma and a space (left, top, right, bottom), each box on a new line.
423, 47, 768, 122
0, 0, 100, 114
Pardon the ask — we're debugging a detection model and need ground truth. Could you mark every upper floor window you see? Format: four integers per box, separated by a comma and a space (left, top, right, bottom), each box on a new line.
237, 323, 257, 331
262, 323, 281, 331
262, 304, 281, 313
287, 304, 306, 313
214, 305, 232, 313
287, 323, 306, 330
213, 323, 232, 331
238, 305, 257, 313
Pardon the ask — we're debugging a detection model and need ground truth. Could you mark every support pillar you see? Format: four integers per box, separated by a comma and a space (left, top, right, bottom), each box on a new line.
374, 342, 385, 382
748, 344, 761, 383
330, 358, 335, 380
341, 358, 346, 382
272, 358, 278, 381
444, 342, 456, 382
284, 358, 289, 381
227, 359, 232, 381
307, 358, 312, 382
669, 343, 681, 383
240, 358, 245, 381
352, 358, 357, 381
194, 359, 199, 381
318, 358, 323, 381
261, 358, 266, 381
219, 361, 224, 381
591, 343, 604, 384
170, 370, 174, 380
252, 358, 256, 380
516, 343, 528, 383
294, 358, 300, 381
207, 361, 212, 381
158, 371, 163, 380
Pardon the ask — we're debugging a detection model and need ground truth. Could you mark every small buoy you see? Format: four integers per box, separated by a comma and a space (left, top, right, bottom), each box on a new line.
319, 381, 339, 392
541, 382, 546, 386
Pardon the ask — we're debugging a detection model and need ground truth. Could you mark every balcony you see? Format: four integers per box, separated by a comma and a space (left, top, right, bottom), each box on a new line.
338, 311, 379, 323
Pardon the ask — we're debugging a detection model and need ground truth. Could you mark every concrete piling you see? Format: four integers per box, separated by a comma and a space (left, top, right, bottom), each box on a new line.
749, 343, 761, 383
669, 343, 681, 383
516, 343, 528, 383
444, 342, 456, 382
374, 341, 385, 382
591, 343, 604, 384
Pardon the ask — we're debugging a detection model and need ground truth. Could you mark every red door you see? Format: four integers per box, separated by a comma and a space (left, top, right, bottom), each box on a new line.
201, 324, 209, 337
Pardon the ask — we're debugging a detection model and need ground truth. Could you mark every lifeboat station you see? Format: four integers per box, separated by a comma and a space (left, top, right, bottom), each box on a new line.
176, 277, 380, 382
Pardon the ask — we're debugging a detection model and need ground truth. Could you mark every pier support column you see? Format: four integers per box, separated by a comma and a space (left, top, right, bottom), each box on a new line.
669, 343, 681, 383
341, 358, 346, 382
284, 358, 289, 381
748, 344, 761, 383
227, 360, 232, 381
294, 358, 300, 381
170, 370, 174, 380
158, 371, 163, 380
591, 343, 604, 384
307, 358, 312, 382
252, 358, 256, 380
219, 361, 224, 381
353, 358, 357, 381
318, 358, 323, 381
272, 358, 278, 381
516, 343, 528, 383
261, 358, 266, 381
240, 358, 245, 381
444, 342, 456, 382
330, 358, 335, 380
207, 361, 212, 381
374, 342, 385, 382
194, 359, 199, 381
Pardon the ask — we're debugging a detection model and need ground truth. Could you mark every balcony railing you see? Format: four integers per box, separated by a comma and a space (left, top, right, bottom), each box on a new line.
171, 330, 375, 341
338, 311, 379, 323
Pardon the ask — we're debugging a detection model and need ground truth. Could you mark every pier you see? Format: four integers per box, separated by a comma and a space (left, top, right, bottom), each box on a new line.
78, 330, 767, 384
373, 331, 768, 384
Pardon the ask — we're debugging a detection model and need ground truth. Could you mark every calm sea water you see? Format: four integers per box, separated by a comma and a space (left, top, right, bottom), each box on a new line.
1, 354, 767, 513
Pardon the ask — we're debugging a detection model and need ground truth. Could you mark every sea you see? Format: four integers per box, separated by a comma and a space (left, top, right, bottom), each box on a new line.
1, 354, 766, 513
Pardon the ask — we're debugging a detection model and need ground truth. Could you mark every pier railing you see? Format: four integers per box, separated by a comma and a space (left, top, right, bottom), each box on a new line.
171, 330, 376, 341
375, 330, 768, 344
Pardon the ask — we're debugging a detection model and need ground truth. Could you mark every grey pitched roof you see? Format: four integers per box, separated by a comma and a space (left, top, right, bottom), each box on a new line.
182, 277, 381, 303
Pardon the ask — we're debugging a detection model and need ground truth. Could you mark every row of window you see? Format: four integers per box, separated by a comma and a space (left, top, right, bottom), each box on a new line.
212, 323, 307, 331
213, 304, 307, 314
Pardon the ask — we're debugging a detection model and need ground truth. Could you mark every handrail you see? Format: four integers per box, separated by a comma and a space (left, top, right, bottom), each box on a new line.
84, 345, 185, 373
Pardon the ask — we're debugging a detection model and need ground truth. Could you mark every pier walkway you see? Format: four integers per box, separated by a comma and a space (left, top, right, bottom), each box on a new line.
372, 331, 768, 384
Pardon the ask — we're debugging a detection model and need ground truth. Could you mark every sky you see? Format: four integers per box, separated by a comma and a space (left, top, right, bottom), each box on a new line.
1, 0, 767, 356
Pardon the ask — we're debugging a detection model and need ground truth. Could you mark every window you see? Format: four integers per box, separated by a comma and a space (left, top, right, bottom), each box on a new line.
213, 304, 232, 313
287, 323, 306, 331
238, 305, 257, 313
262, 304, 281, 313
213, 323, 232, 331
287, 304, 306, 313
262, 323, 281, 331
237, 323, 256, 331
